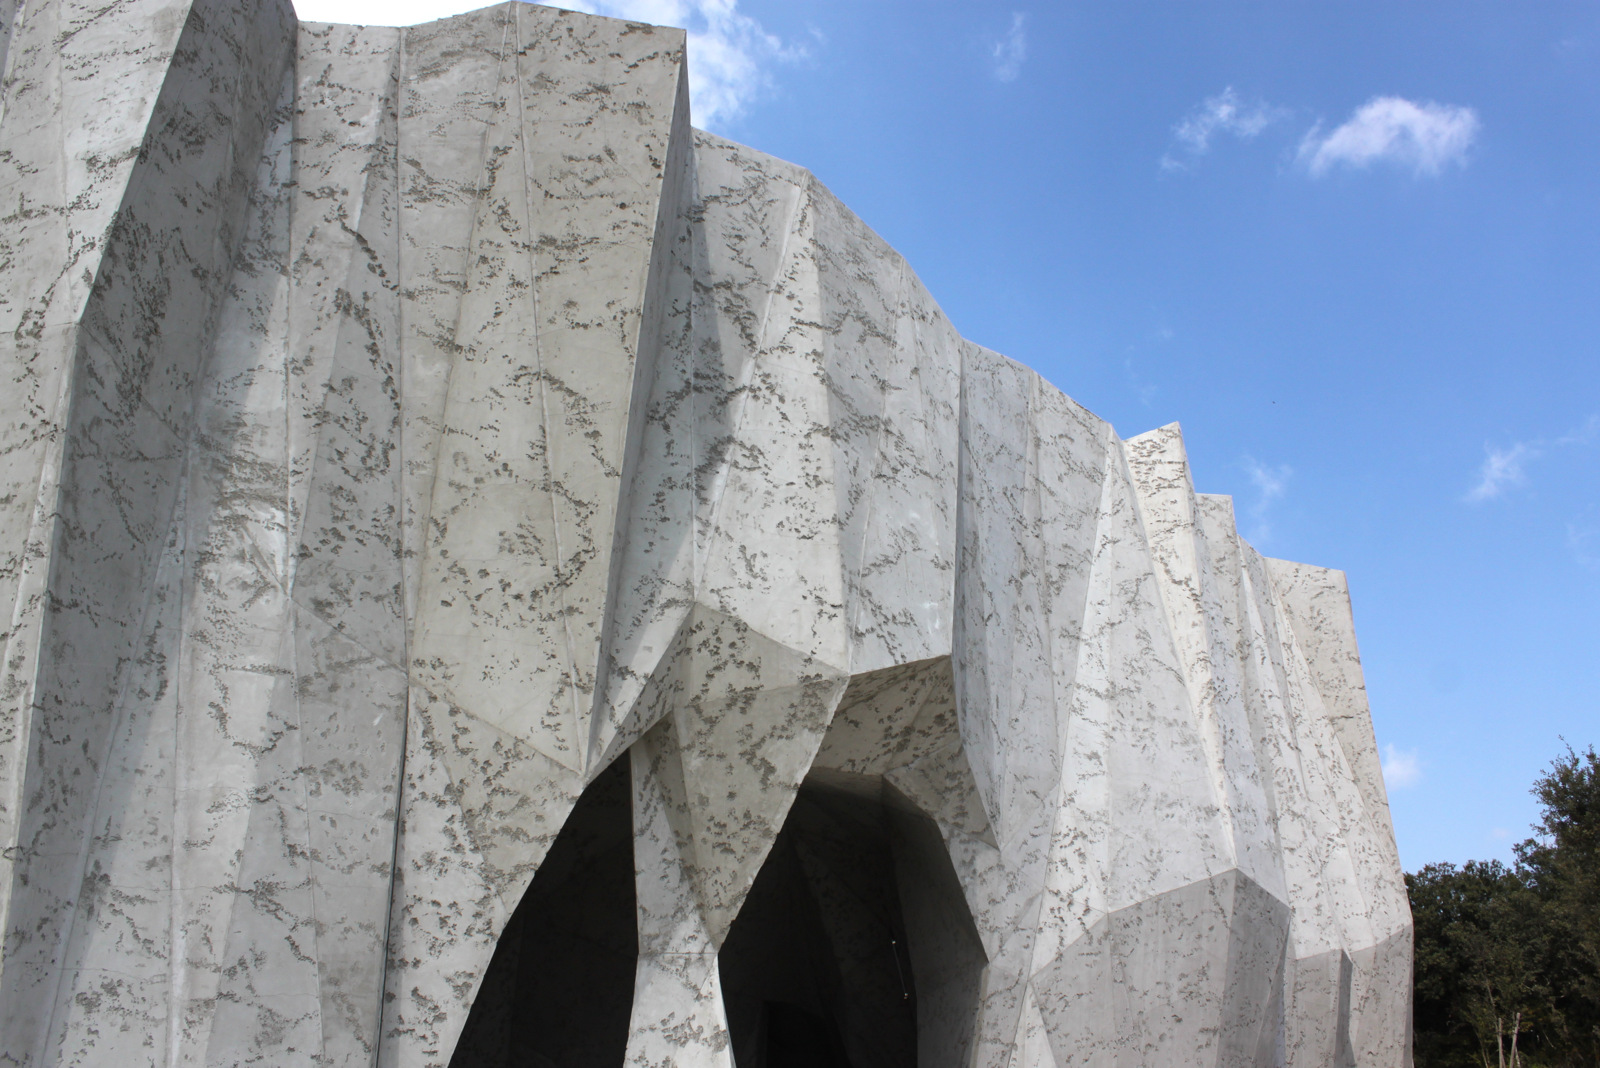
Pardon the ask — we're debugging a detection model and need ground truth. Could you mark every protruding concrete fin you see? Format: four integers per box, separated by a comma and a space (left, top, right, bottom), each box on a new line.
291, 24, 407, 665
405, 3, 690, 770
1081, 440, 1233, 908
589, 68, 697, 771
1125, 422, 1280, 893
952, 345, 1062, 851
667, 604, 850, 943
806, 182, 964, 676
1265, 556, 1396, 860
687, 151, 852, 675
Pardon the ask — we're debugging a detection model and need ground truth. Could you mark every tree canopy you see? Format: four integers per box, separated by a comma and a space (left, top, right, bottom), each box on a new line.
1410, 745, 1600, 1067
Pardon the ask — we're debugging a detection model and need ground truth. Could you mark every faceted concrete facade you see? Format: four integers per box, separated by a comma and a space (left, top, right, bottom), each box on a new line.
0, 0, 1412, 1063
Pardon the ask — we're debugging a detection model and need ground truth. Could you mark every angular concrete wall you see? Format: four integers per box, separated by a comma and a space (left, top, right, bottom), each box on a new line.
0, 0, 1412, 1064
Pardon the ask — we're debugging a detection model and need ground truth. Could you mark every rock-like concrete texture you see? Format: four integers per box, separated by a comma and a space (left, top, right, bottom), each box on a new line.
0, 0, 1412, 1063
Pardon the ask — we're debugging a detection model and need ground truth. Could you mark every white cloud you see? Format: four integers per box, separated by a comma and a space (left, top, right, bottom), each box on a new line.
1465, 441, 1538, 502
991, 13, 1027, 83
1299, 96, 1479, 178
1381, 745, 1422, 789
1162, 87, 1283, 171
289, 0, 798, 131
1176, 88, 1279, 153
1241, 456, 1291, 545
1464, 416, 1596, 504
1568, 520, 1600, 573
1246, 457, 1291, 502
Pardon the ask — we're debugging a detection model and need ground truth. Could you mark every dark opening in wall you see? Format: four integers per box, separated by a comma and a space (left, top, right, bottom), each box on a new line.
719, 778, 986, 1068
448, 757, 637, 1068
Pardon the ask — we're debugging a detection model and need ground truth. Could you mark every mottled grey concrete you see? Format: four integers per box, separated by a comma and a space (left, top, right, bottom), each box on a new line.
0, 0, 1412, 1064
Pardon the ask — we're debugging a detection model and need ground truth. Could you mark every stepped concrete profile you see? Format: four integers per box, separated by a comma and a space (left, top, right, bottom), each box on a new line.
0, 0, 1412, 1064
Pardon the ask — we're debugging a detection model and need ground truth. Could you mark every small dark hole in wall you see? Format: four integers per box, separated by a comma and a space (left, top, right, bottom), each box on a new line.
448, 757, 637, 1068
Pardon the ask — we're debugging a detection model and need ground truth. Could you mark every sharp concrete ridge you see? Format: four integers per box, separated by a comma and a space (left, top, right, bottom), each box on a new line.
0, 0, 1412, 1064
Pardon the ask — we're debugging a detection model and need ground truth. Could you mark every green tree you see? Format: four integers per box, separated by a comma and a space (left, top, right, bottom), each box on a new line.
1409, 744, 1600, 1068
1409, 860, 1547, 1066
1515, 745, 1600, 1064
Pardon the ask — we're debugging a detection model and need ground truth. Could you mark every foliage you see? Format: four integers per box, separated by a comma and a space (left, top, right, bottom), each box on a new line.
1410, 745, 1600, 1067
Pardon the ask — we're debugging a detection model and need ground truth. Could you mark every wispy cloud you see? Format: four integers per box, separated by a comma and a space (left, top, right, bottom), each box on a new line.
1382, 745, 1422, 789
558, 0, 803, 129
1162, 88, 1284, 172
1569, 519, 1600, 573
1465, 415, 1597, 503
991, 13, 1027, 83
1247, 458, 1291, 502
1466, 441, 1538, 502
1241, 456, 1291, 545
1299, 96, 1479, 178
1559, 413, 1600, 447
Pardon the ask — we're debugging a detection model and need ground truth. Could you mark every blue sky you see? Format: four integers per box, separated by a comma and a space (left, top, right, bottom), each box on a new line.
296, 0, 1600, 872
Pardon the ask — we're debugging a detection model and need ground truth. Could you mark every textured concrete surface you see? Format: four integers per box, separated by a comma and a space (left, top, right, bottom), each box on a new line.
0, 0, 1412, 1064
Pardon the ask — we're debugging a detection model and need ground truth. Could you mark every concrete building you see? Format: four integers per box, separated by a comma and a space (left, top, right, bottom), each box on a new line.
0, 0, 1411, 1063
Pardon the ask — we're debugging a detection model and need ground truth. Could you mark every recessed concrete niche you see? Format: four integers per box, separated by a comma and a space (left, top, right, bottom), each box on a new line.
0, 0, 1412, 1064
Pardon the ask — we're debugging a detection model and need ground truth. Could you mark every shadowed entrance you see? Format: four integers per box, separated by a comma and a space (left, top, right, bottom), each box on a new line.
448, 757, 637, 1068
718, 779, 986, 1068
